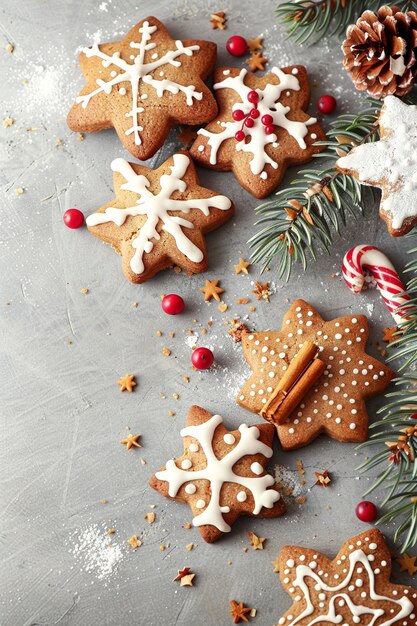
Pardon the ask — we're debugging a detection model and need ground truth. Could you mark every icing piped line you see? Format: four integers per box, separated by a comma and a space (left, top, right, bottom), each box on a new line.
86, 154, 231, 275
155, 414, 280, 532
197, 67, 316, 176
76, 20, 201, 145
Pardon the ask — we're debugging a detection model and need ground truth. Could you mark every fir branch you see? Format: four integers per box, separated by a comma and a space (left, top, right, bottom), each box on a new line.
276, 0, 417, 45
358, 238, 417, 552
249, 99, 382, 281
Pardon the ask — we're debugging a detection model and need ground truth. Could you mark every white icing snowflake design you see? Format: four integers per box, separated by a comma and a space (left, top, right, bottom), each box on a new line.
86, 154, 231, 275
76, 20, 202, 146
198, 67, 317, 176
155, 414, 280, 532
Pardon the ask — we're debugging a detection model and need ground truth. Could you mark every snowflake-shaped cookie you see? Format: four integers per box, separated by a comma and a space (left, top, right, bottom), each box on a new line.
85, 152, 233, 283
149, 406, 285, 543
337, 96, 417, 237
238, 300, 393, 450
190, 66, 325, 198
277, 529, 417, 626
67, 16, 217, 160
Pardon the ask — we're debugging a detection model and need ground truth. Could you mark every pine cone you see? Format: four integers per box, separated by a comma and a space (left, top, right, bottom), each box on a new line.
342, 5, 417, 98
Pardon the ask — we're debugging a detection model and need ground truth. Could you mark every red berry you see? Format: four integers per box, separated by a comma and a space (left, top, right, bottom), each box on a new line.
226, 35, 248, 57
244, 117, 254, 128
232, 109, 245, 121
161, 294, 185, 315
318, 94, 337, 115
247, 90, 259, 104
235, 130, 245, 142
191, 347, 214, 370
63, 208, 84, 229
250, 108, 260, 119
264, 124, 274, 135
356, 500, 378, 523
261, 114, 273, 126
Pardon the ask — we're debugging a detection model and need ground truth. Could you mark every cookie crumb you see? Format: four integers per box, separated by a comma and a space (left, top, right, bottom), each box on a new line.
80, 287, 89, 294
5, 42, 14, 53
162, 347, 171, 356
14, 187, 24, 195
127, 535, 142, 549
3, 117, 14, 127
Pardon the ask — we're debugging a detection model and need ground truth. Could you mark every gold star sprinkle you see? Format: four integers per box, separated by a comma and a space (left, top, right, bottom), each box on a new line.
127, 534, 142, 549
397, 553, 417, 575
252, 281, 271, 302
120, 433, 142, 450
117, 374, 137, 392
200, 278, 224, 302
247, 36, 263, 53
246, 52, 267, 72
229, 600, 252, 623
248, 531, 265, 550
234, 258, 251, 275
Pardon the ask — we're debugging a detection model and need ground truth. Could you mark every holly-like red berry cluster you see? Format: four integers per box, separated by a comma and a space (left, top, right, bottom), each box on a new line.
233, 91, 274, 142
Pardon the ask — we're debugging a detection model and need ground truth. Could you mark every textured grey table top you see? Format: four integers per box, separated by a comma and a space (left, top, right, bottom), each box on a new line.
1, 1, 414, 625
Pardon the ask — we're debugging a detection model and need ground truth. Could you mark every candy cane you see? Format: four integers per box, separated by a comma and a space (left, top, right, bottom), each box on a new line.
342, 245, 411, 323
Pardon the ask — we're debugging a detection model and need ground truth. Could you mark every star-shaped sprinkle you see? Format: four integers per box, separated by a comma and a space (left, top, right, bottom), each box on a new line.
238, 299, 393, 450
272, 556, 280, 573
120, 433, 142, 450
86, 154, 233, 283
398, 553, 417, 575
180, 573, 195, 586
149, 406, 285, 543
234, 258, 251, 275
200, 278, 225, 302
117, 374, 137, 392
127, 534, 142, 549
252, 281, 271, 302
173, 567, 191, 581
247, 36, 263, 53
277, 529, 417, 625
210, 11, 227, 30
191, 65, 324, 199
68, 16, 217, 161
383, 326, 398, 343
337, 96, 417, 237
229, 601, 252, 624
246, 52, 267, 72
314, 469, 332, 487
248, 531, 265, 550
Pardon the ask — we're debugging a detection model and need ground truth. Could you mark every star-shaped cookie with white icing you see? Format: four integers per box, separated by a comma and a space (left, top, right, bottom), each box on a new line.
337, 96, 417, 237
68, 16, 217, 160
237, 299, 393, 450
277, 529, 417, 625
85, 152, 233, 283
190, 65, 325, 198
149, 405, 285, 543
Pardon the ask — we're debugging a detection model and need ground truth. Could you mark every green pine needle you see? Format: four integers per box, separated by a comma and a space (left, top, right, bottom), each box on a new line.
276, 0, 417, 45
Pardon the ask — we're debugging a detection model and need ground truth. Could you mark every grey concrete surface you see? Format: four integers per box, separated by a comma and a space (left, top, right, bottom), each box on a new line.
1, 1, 414, 625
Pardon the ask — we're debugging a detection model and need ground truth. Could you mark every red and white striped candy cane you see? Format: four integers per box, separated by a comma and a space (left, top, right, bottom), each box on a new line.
342, 245, 411, 323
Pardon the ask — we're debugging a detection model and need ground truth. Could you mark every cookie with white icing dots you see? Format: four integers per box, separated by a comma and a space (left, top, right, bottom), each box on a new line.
85, 152, 233, 283
190, 65, 325, 198
237, 299, 393, 450
149, 405, 285, 543
67, 16, 217, 160
277, 528, 417, 626
337, 96, 417, 237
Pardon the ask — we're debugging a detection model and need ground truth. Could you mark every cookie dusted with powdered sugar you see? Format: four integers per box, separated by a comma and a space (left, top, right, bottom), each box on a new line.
149, 406, 285, 543
68, 16, 217, 160
237, 299, 393, 450
337, 96, 417, 237
277, 529, 417, 625
190, 65, 325, 198
85, 152, 233, 283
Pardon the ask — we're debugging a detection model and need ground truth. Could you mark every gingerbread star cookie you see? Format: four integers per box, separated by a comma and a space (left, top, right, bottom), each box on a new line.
277, 529, 417, 625
67, 16, 217, 160
190, 65, 325, 198
85, 152, 233, 283
337, 96, 417, 237
237, 299, 393, 450
149, 405, 285, 543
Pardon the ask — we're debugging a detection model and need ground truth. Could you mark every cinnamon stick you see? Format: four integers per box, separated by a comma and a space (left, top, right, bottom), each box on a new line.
260, 341, 325, 425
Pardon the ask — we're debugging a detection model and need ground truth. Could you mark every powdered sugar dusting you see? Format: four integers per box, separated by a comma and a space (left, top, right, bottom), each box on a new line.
69, 523, 123, 580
